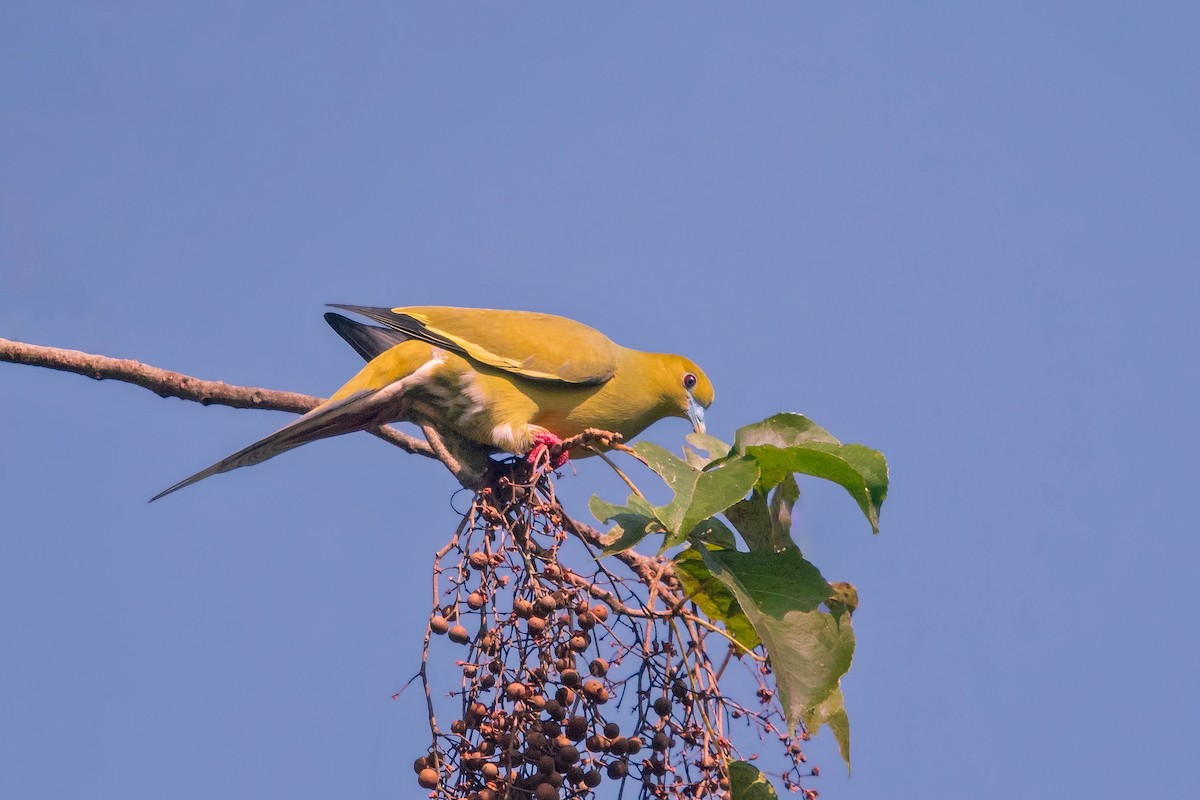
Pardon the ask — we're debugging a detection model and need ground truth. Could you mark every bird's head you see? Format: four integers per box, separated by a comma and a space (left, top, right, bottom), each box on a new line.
659, 355, 713, 435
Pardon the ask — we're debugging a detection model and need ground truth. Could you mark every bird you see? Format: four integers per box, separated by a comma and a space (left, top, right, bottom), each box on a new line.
151, 305, 714, 500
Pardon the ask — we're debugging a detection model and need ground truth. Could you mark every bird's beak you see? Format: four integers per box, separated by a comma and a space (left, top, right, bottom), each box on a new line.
686, 393, 706, 434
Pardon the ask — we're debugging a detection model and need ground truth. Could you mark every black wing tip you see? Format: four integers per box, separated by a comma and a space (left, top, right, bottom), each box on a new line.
324, 312, 410, 361
324, 305, 463, 355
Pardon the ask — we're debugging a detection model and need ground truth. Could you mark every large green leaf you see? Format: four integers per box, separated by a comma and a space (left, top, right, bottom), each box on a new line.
632, 442, 760, 549
728, 760, 779, 799
703, 547, 832, 614
734, 412, 888, 533
747, 444, 887, 532
699, 546, 853, 736
673, 548, 760, 650
803, 684, 851, 772
734, 412, 841, 450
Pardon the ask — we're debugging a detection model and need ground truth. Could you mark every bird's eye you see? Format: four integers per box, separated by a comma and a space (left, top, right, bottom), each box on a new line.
683, 373, 697, 390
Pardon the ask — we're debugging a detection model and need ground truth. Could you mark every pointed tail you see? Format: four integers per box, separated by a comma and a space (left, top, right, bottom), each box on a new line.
149, 390, 380, 502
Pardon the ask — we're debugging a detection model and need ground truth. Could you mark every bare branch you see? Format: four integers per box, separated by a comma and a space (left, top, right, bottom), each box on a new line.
0, 336, 435, 459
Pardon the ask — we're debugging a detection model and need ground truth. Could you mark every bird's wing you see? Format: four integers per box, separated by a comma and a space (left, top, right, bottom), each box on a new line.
149, 390, 383, 502
327, 305, 618, 384
324, 312, 409, 361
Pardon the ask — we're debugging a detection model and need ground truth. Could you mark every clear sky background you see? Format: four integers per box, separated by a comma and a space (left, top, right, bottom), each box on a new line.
2, 3, 1196, 799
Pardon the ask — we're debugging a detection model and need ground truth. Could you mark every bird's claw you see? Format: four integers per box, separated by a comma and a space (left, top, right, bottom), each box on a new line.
527, 433, 570, 471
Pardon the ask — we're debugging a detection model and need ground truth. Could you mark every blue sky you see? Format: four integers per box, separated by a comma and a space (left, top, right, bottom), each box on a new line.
2, 3, 1196, 798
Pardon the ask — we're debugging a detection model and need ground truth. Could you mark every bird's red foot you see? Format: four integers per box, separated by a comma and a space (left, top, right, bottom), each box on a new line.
526, 432, 569, 470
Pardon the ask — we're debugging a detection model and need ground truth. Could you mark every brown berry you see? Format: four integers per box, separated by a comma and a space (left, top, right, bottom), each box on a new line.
556, 744, 580, 766
534, 783, 557, 800
467, 592, 486, 610
651, 731, 671, 752
581, 679, 609, 704
513, 598, 534, 619
652, 697, 673, 716
560, 669, 581, 687
505, 682, 527, 701
448, 625, 470, 644
591, 604, 609, 621
565, 715, 587, 741
417, 768, 439, 789
430, 616, 450, 635
468, 551, 489, 569
588, 659, 608, 677
584, 769, 602, 788
606, 760, 628, 779
603, 722, 620, 739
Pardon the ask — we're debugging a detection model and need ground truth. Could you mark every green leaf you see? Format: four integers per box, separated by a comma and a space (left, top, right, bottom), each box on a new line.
734, 412, 841, 451
747, 443, 888, 532
733, 412, 888, 532
631, 442, 760, 549
589, 494, 663, 554
689, 517, 738, 550
669, 457, 760, 548
727, 760, 779, 800
703, 547, 832, 614
684, 432, 732, 468
725, 476, 801, 554
770, 475, 800, 548
803, 684, 852, 772
632, 442, 697, 510
700, 546, 853, 735
724, 491, 775, 552
673, 548, 760, 650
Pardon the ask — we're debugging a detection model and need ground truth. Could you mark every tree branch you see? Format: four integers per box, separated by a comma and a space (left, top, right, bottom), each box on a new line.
0, 336, 435, 459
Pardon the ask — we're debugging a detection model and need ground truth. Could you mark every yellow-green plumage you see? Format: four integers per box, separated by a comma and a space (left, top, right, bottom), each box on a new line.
151, 305, 713, 500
